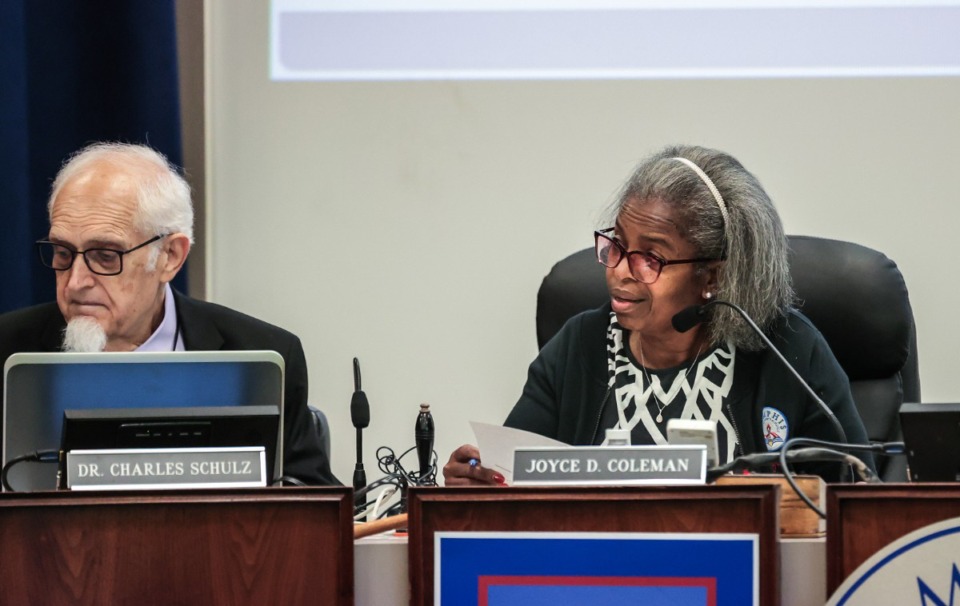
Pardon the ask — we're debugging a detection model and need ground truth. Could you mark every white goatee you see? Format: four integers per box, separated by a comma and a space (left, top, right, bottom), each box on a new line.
62, 317, 108, 353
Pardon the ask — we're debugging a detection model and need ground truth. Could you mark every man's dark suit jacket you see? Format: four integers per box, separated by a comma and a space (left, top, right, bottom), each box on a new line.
0, 291, 338, 486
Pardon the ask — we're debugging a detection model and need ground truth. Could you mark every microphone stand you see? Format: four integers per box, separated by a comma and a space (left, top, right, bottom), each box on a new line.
678, 300, 848, 444
351, 358, 370, 509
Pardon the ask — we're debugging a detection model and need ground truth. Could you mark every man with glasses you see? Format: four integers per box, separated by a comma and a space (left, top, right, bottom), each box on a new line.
0, 142, 337, 485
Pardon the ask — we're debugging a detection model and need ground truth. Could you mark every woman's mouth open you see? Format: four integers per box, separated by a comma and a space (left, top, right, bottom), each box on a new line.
611, 294, 644, 313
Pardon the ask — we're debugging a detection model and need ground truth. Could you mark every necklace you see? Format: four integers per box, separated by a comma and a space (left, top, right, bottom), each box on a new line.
636, 336, 705, 423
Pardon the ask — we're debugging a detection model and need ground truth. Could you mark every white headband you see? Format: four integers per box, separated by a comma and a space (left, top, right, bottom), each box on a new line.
672, 156, 730, 231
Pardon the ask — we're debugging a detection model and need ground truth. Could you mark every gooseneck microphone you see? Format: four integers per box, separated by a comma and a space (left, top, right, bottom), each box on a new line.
415, 403, 435, 480
351, 358, 370, 499
672, 300, 848, 444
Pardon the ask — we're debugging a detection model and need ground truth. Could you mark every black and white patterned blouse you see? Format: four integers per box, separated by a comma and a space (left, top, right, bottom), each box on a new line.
602, 312, 740, 464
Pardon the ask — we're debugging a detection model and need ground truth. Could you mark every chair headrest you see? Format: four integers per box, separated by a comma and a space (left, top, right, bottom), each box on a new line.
536, 248, 607, 349
787, 235, 913, 379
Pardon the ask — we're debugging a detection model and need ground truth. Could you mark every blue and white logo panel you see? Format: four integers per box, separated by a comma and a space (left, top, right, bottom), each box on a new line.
828, 517, 960, 605
761, 406, 788, 451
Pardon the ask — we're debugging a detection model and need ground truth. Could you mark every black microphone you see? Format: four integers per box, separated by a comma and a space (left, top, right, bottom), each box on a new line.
672, 305, 709, 333
672, 300, 848, 444
415, 403, 434, 481
351, 358, 370, 499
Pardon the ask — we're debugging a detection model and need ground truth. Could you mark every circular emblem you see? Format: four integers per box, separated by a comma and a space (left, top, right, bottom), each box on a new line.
828, 516, 960, 605
761, 406, 788, 451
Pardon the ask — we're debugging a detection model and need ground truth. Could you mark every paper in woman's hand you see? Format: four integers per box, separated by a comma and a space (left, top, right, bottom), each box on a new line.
469, 422, 567, 485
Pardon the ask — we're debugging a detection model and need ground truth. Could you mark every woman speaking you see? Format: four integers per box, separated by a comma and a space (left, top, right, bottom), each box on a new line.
444, 144, 873, 485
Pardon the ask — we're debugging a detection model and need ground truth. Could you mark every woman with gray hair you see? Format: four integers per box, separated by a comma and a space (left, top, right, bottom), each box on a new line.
444, 144, 873, 485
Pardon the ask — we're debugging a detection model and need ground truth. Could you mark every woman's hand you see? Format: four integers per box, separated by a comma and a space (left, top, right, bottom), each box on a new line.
442, 444, 507, 486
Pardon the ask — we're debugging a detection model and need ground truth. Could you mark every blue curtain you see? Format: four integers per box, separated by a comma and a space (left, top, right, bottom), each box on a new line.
0, 0, 186, 314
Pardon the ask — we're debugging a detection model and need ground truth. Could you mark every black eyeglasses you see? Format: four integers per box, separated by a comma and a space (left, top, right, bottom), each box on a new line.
594, 228, 721, 284
35, 234, 167, 276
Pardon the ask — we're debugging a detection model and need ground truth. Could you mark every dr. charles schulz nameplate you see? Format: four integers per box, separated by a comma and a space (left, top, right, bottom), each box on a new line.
65, 447, 267, 490
513, 445, 707, 486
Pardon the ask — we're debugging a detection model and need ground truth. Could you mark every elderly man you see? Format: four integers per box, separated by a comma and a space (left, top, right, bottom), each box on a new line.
0, 142, 337, 485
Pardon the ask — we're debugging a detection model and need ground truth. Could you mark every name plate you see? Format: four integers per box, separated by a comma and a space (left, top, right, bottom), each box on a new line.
513, 445, 707, 486
65, 447, 267, 490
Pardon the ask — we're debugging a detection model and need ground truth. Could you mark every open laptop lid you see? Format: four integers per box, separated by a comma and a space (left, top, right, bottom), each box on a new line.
900, 402, 960, 482
3, 351, 284, 491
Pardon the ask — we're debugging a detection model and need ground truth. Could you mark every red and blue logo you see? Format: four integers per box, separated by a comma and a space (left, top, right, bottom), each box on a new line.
436, 531, 759, 605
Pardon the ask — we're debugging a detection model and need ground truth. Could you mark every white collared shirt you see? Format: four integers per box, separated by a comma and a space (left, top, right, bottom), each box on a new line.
136, 283, 184, 352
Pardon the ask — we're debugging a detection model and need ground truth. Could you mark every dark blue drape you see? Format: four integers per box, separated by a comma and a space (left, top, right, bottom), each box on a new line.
0, 0, 186, 314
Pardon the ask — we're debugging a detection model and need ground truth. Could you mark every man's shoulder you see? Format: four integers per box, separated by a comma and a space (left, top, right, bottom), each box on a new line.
0, 302, 62, 338
174, 293, 301, 349
0, 301, 61, 324
0, 302, 63, 361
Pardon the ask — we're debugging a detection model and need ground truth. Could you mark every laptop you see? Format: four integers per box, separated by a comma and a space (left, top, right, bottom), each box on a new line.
2, 351, 285, 492
899, 402, 960, 482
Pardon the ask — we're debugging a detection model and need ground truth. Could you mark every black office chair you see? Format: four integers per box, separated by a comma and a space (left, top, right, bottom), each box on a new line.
309, 406, 332, 462
535, 235, 920, 482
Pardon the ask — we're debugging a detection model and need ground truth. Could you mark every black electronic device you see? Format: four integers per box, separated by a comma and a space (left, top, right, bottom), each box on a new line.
58, 405, 281, 488
900, 403, 960, 482
2, 351, 285, 492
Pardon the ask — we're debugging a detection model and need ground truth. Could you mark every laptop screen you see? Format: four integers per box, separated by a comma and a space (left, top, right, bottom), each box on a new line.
2, 351, 285, 492
900, 402, 960, 482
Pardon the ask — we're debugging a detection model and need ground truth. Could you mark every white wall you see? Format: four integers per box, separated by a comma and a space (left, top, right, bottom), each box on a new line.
207, 1, 960, 484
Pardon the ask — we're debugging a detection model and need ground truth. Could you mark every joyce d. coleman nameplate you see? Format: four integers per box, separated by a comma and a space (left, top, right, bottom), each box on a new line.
513, 445, 706, 486
65, 447, 267, 490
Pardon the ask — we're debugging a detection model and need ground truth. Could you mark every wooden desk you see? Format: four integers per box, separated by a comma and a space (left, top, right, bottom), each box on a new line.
826, 483, 960, 593
407, 485, 781, 605
355, 530, 827, 606
0, 487, 353, 605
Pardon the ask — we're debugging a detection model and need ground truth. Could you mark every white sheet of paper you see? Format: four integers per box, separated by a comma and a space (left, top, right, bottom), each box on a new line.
470, 421, 566, 485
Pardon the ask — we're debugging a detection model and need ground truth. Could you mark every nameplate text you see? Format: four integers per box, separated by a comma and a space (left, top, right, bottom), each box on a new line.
65, 447, 267, 490
513, 445, 706, 486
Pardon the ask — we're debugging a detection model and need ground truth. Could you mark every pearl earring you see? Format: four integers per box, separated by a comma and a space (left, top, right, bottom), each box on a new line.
704, 292, 713, 300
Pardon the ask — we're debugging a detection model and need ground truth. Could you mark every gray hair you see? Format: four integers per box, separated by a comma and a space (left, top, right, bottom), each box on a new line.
608, 144, 794, 351
48, 142, 194, 269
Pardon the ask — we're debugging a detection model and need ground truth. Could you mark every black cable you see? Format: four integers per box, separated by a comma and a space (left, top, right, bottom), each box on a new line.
377, 502, 404, 519
777, 437, 886, 519
354, 473, 404, 503
1, 449, 59, 492
273, 475, 309, 487
375, 445, 438, 488
779, 447, 874, 519
778, 436, 886, 485
353, 445, 438, 518
706, 439, 891, 519
354, 481, 404, 518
